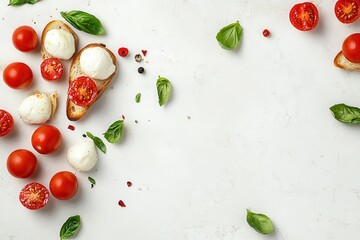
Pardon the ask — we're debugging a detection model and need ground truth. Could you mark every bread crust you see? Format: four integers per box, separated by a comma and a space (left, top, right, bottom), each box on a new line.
40, 20, 78, 60
66, 43, 117, 121
334, 51, 360, 71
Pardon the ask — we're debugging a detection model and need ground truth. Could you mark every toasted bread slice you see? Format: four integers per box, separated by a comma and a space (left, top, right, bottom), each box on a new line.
40, 20, 78, 60
66, 43, 117, 121
334, 51, 360, 71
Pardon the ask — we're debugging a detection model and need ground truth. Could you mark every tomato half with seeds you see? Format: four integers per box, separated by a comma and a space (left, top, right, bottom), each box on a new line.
289, 2, 319, 31
0, 110, 14, 137
40, 58, 63, 81
19, 182, 49, 210
68, 76, 98, 107
335, 0, 360, 24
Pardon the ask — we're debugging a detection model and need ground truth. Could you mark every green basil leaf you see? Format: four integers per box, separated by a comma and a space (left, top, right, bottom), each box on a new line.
246, 209, 273, 235
86, 131, 94, 140
88, 176, 96, 185
60, 215, 81, 240
330, 103, 360, 124
216, 21, 243, 50
156, 76, 171, 106
61, 10, 105, 35
9, 0, 40, 6
135, 93, 141, 103
86, 132, 106, 153
104, 120, 124, 143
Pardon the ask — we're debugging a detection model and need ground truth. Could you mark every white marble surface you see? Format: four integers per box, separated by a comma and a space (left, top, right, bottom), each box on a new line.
1, 0, 360, 239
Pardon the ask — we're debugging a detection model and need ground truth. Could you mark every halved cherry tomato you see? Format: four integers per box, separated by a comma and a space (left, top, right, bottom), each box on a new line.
0, 110, 14, 137
7, 149, 37, 178
3, 62, 33, 89
68, 76, 98, 107
342, 33, 360, 63
31, 125, 62, 154
335, 0, 360, 24
49, 171, 78, 200
12, 26, 38, 52
19, 182, 49, 210
40, 58, 63, 81
289, 2, 319, 31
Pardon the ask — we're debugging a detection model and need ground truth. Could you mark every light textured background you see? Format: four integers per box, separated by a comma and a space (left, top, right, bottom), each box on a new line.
1, 0, 360, 239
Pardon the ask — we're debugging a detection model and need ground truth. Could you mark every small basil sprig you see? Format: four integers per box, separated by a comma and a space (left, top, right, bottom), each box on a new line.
86, 132, 106, 153
9, 0, 40, 5
61, 10, 105, 35
88, 176, 96, 185
135, 93, 141, 103
104, 120, 124, 143
330, 103, 360, 124
60, 215, 81, 240
156, 76, 171, 106
246, 209, 274, 235
216, 21, 243, 50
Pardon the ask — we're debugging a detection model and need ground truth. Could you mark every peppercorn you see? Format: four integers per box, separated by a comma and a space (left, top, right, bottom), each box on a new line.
135, 54, 142, 62
138, 67, 145, 74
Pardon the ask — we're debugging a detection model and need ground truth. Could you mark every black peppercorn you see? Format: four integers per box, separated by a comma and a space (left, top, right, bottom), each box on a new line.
138, 67, 145, 74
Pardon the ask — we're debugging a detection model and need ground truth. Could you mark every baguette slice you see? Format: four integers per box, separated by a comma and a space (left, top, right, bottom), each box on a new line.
334, 51, 360, 71
40, 20, 78, 60
66, 43, 117, 121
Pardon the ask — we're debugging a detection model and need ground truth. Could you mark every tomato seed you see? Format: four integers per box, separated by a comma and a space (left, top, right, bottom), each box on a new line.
262, 29, 270, 37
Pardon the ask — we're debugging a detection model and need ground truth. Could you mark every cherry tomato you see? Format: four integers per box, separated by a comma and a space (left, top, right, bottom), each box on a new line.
68, 76, 98, 107
3, 62, 33, 89
342, 33, 360, 63
289, 2, 319, 31
7, 149, 37, 178
335, 0, 360, 24
31, 125, 62, 154
118, 47, 129, 57
19, 182, 49, 210
12, 26, 38, 52
49, 171, 78, 200
40, 58, 64, 81
0, 110, 14, 137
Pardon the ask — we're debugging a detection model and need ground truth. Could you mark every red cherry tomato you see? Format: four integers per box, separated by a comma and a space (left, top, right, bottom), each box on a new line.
342, 33, 360, 63
40, 58, 64, 81
68, 76, 98, 107
12, 26, 38, 52
0, 110, 14, 137
118, 47, 129, 57
19, 182, 49, 210
7, 149, 37, 178
31, 125, 62, 154
335, 0, 360, 24
49, 171, 78, 200
3, 62, 33, 89
289, 2, 319, 31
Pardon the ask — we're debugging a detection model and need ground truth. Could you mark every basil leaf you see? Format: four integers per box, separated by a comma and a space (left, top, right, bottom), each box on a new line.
156, 76, 171, 106
330, 103, 360, 124
88, 176, 96, 185
60, 215, 81, 240
61, 10, 105, 35
104, 120, 124, 143
246, 209, 273, 235
9, 0, 40, 6
86, 132, 106, 153
216, 21, 243, 50
135, 93, 141, 103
